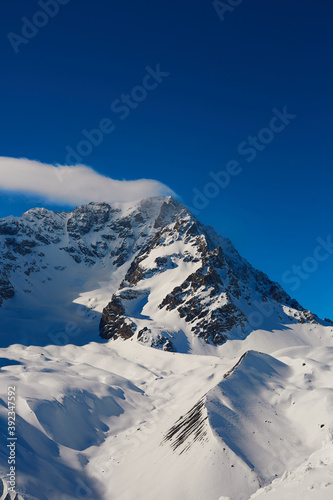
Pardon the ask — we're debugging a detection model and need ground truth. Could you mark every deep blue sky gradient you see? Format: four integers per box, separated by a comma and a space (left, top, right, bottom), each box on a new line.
0, 0, 332, 318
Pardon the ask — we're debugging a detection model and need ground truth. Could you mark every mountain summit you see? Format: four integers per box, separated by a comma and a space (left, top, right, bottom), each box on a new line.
0, 196, 325, 351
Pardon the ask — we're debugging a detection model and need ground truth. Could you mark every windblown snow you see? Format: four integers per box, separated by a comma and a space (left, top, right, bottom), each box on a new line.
0, 196, 332, 499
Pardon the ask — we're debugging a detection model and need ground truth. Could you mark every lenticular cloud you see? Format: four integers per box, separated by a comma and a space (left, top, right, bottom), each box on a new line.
0, 157, 174, 205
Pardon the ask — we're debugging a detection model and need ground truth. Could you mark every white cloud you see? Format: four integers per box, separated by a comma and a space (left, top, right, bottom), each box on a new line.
0, 157, 175, 205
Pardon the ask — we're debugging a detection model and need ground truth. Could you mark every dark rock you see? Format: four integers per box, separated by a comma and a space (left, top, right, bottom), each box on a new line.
0, 278, 15, 306
5, 238, 37, 256
0, 222, 19, 235
99, 295, 136, 340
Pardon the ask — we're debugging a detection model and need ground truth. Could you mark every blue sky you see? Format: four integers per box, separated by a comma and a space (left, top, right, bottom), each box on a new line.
0, 0, 332, 319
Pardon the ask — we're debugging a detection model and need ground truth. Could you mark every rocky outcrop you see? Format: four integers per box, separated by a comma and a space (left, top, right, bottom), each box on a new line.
158, 246, 247, 345
99, 295, 136, 340
161, 397, 208, 454
137, 327, 175, 351
0, 277, 15, 306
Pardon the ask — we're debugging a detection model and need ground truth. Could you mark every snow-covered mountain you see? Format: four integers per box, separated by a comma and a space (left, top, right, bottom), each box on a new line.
0, 196, 327, 350
0, 196, 332, 500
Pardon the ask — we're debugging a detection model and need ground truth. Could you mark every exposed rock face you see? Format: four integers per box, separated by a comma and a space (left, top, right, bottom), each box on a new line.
0, 196, 326, 351
136, 326, 175, 352
158, 246, 247, 345
0, 277, 15, 306
99, 295, 136, 340
161, 396, 208, 454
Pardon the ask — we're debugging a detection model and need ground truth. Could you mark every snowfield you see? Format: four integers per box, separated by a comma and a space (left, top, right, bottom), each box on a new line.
0, 197, 332, 499
1, 326, 332, 499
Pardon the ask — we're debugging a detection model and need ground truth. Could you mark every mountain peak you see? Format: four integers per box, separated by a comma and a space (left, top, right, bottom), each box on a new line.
0, 196, 323, 350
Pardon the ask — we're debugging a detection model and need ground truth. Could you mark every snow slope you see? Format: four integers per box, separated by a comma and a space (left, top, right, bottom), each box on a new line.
0, 324, 332, 499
